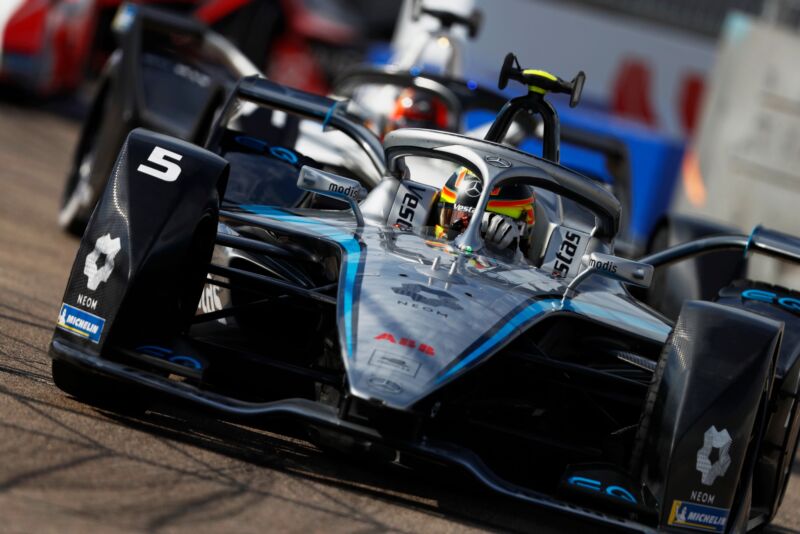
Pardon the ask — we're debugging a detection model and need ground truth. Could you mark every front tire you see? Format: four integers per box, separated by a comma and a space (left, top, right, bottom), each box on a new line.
60, 144, 98, 235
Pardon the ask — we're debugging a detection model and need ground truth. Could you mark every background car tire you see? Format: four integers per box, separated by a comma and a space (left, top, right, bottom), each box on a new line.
59, 80, 118, 236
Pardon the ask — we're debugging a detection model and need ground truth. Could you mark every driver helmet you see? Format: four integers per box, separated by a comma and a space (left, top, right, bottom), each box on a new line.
384, 88, 451, 136
435, 167, 535, 240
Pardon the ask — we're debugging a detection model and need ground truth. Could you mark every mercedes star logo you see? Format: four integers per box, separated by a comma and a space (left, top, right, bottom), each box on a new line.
485, 155, 511, 168
464, 180, 483, 198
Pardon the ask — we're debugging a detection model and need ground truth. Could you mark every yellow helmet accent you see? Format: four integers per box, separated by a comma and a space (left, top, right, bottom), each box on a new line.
439, 167, 534, 224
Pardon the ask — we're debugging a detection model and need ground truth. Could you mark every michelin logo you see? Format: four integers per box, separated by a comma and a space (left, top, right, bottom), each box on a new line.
57, 303, 105, 343
668, 500, 728, 533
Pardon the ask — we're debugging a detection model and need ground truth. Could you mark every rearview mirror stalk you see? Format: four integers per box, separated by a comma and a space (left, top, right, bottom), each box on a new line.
297, 166, 366, 227
563, 252, 653, 301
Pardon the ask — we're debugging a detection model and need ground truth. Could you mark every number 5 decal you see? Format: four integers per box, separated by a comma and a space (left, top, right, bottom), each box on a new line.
137, 146, 183, 182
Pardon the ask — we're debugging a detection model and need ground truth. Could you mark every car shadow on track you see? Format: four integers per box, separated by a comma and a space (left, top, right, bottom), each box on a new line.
102, 401, 605, 534
43, 385, 621, 534
1, 365, 794, 534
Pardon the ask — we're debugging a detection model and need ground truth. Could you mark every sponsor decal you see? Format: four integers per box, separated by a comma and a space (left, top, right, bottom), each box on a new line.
197, 284, 226, 325
374, 332, 435, 356
552, 231, 581, 277
742, 288, 800, 313
395, 299, 452, 318
588, 257, 618, 273
567, 476, 637, 503
367, 376, 403, 395
696, 426, 732, 486
454, 203, 476, 214
485, 155, 512, 168
327, 183, 362, 200
76, 293, 98, 311
690, 490, 716, 505
368, 350, 421, 377
391, 283, 462, 310
393, 183, 428, 230
57, 303, 105, 343
668, 500, 728, 533
84, 233, 121, 291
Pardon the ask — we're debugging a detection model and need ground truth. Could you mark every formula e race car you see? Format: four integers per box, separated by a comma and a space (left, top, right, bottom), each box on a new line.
50, 64, 800, 533
58, 1, 397, 235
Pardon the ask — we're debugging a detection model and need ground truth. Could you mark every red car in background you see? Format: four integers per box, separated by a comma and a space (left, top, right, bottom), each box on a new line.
1, 0, 94, 94
0, 0, 197, 95
1, 0, 398, 96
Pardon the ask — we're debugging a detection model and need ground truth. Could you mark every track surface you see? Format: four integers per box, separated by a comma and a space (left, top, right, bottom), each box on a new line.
0, 99, 799, 534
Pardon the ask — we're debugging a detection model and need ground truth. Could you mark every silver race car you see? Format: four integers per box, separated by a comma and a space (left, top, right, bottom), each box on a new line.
50, 66, 800, 533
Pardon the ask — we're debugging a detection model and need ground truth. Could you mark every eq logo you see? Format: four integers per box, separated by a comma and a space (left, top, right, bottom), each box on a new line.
83, 233, 121, 291
234, 135, 299, 165
137, 345, 203, 370
696, 426, 732, 486
567, 476, 637, 504
742, 288, 800, 313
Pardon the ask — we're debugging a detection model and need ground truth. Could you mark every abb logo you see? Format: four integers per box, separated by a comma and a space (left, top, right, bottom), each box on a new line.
375, 332, 435, 356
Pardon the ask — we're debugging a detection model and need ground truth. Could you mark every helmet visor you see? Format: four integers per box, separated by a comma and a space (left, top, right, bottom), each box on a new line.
437, 202, 474, 237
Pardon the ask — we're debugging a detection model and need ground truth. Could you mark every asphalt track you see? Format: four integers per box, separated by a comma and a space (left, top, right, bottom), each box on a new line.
0, 97, 799, 534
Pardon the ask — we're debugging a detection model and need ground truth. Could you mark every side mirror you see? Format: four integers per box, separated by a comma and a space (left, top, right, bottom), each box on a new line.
564, 252, 653, 299
297, 166, 367, 227
569, 71, 585, 108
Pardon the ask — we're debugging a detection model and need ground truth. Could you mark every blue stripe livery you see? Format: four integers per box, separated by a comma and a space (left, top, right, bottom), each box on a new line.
241, 205, 361, 359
